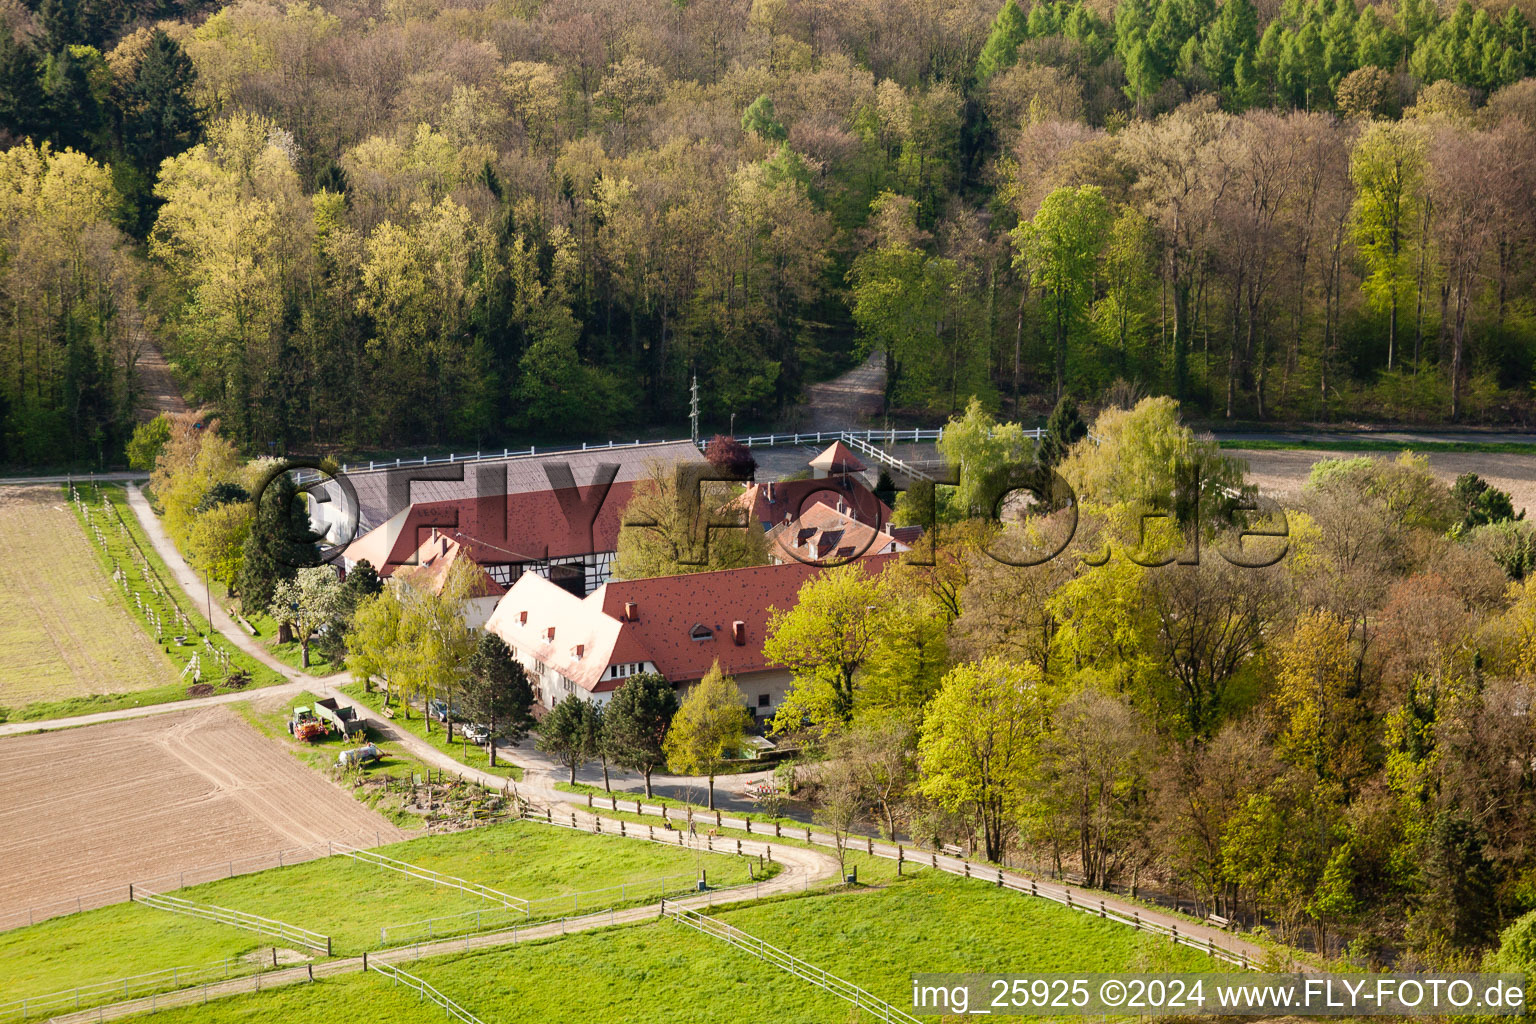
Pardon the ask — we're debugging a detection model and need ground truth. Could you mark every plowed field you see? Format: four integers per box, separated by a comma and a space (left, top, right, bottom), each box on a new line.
0, 706, 404, 924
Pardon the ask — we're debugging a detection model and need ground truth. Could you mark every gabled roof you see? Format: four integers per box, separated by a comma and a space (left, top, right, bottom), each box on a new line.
343, 480, 638, 574
484, 555, 897, 694
737, 476, 893, 533
318, 441, 704, 533
808, 441, 865, 474
485, 573, 626, 691
393, 531, 506, 598
766, 502, 908, 564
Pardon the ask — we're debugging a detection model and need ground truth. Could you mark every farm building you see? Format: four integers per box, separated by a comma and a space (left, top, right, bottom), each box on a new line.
332, 440, 901, 602
766, 501, 909, 564
483, 555, 895, 720
333, 441, 704, 597
389, 529, 507, 628
734, 452, 893, 534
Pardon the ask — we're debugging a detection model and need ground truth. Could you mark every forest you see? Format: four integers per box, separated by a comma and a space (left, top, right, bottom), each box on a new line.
2, 0, 1536, 465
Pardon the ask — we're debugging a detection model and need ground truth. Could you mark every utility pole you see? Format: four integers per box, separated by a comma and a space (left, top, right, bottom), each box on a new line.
689, 375, 700, 446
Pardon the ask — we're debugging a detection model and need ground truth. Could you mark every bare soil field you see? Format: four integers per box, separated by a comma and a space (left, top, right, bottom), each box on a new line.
0, 485, 177, 709
1232, 449, 1536, 514
0, 706, 405, 922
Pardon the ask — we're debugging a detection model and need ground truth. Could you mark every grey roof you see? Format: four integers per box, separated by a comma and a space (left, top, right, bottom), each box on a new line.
317, 441, 704, 533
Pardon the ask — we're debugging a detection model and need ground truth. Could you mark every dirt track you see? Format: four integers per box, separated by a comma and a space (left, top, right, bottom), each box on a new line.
1233, 448, 1536, 515
0, 706, 403, 921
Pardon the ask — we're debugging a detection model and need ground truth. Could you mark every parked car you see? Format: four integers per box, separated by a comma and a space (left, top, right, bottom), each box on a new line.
462, 723, 491, 745
337, 744, 382, 768
427, 699, 460, 722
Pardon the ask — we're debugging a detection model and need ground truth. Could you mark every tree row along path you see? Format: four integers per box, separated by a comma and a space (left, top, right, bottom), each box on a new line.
42, 810, 837, 1024
12, 478, 1292, 978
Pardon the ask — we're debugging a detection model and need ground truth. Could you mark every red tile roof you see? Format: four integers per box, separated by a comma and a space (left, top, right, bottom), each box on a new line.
345, 481, 637, 574
766, 503, 908, 563
737, 477, 893, 533
485, 554, 896, 694
393, 531, 506, 598
599, 561, 855, 683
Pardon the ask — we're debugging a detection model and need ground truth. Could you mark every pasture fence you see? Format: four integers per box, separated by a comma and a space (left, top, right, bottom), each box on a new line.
131, 888, 331, 955
0, 830, 397, 933
330, 844, 526, 912
366, 961, 486, 1023
378, 870, 737, 946
0, 955, 273, 1023
568, 793, 1263, 970
666, 905, 923, 1024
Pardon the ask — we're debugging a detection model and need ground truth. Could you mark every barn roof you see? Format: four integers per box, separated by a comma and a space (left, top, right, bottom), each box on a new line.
485, 555, 896, 694
319, 441, 704, 534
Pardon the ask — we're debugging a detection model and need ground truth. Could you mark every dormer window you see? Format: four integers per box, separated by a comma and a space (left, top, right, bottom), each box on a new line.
690, 624, 714, 642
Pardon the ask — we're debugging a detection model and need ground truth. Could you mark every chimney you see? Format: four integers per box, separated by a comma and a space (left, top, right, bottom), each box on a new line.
731, 621, 746, 646
766, 483, 775, 502
623, 601, 638, 622
545, 626, 556, 641
519, 611, 527, 625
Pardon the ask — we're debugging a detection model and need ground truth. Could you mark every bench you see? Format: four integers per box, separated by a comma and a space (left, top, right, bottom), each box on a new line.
940, 843, 964, 857
1206, 913, 1232, 931
382, 706, 395, 720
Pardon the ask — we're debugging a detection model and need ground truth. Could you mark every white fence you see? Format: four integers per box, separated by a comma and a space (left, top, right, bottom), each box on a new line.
667, 905, 923, 1024
304, 428, 949, 477
572, 793, 1264, 970
0, 832, 396, 933
332, 844, 526, 912
367, 961, 485, 1023
379, 871, 715, 946
133, 889, 331, 955
0, 956, 271, 1023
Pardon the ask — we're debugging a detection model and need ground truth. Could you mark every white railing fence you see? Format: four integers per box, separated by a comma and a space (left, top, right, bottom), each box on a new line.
331, 844, 527, 913
367, 961, 486, 1024
378, 871, 710, 946
299, 429, 949, 478
569, 793, 1263, 970
132, 889, 331, 955
0, 956, 268, 1024
0, 830, 397, 934
667, 905, 923, 1024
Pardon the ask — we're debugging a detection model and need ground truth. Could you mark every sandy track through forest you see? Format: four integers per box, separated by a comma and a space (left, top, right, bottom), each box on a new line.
0, 706, 403, 921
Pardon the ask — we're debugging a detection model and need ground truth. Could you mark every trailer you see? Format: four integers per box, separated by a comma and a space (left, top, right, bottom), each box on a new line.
313, 697, 366, 737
